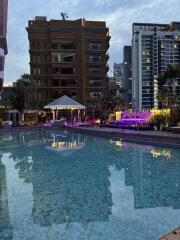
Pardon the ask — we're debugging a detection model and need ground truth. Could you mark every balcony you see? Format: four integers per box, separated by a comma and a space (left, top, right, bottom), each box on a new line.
52, 67, 75, 75
52, 53, 76, 63
51, 42, 76, 51
61, 79, 77, 88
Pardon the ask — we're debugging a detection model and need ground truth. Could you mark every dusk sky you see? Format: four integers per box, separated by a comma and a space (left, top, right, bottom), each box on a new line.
5, 0, 180, 85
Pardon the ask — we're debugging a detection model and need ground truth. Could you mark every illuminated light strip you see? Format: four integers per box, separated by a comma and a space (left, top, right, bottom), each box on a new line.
121, 119, 146, 121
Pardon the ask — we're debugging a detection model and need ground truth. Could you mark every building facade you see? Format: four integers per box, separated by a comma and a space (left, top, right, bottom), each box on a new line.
26, 17, 110, 106
0, 86, 14, 107
113, 63, 123, 89
122, 46, 132, 106
132, 22, 180, 111
0, 0, 8, 93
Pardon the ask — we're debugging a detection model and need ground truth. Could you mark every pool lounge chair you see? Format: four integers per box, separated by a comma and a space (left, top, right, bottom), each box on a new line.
2, 121, 13, 128
44, 119, 66, 128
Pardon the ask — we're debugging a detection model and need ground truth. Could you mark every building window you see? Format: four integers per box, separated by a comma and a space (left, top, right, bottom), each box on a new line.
62, 79, 77, 87
37, 55, 40, 62
37, 42, 40, 49
53, 79, 59, 87
90, 79, 102, 86
89, 55, 102, 62
90, 91, 102, 99
32, 42, 36, 49
52, 54, 59, 63
89, 42, 101, 50
45, 67, 48, 74
38, 92, 42, 99
53, 67, 59, 74
60, 42, 75, 50
51, 43, 59, 49
89, 67, 102, 75
51, 42, 75, 50
61, 68, 74, 75
52, 53, 75, 63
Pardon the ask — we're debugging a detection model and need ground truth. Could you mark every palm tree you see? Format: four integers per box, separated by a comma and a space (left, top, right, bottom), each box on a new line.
11, 74, 36, 111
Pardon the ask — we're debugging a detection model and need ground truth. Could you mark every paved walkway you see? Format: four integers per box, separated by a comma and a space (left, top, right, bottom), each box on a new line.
70, 126, 180, 147
159, 227, 180, 240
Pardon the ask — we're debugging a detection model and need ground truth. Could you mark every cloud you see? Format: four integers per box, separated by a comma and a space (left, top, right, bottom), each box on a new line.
4, 0, 180, 84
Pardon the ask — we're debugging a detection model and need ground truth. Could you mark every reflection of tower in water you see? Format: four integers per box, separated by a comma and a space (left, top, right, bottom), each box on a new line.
124, 147, 180, 209
109, 140, 180, 210
0, 156, 13, 239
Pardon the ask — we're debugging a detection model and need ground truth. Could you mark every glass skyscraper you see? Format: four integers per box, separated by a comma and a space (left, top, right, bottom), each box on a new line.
132, 22, 180, 111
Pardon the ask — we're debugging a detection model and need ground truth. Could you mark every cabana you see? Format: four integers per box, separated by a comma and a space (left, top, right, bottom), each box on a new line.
44, 95, 86, 121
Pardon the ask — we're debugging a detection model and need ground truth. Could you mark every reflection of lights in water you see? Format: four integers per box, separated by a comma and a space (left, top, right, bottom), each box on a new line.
46, 139, 85, 156
51, 140, 85, 151
110, 140, 123, 148
150, 149, 171, 158
3, 136, 13, 141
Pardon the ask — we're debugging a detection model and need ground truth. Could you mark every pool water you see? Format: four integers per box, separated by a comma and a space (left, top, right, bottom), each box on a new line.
0, 130, 180, 240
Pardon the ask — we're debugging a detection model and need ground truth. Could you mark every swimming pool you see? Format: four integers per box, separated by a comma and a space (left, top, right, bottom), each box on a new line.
0, 129, 179, 240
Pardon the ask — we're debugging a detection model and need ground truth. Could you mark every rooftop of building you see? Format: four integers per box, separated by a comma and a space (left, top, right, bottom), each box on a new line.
133, 21, 180, 32
27, 17, 108, 29
133, 22, 167, 27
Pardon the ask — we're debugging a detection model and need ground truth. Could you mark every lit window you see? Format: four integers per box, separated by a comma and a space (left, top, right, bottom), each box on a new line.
90, 79, 102, 86
89, 55, 101, 62
90, 91, 102, 99
89, 67, 102, 74
89, 42, 101, 50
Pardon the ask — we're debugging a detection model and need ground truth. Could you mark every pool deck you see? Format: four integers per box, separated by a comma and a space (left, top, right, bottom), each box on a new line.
69, 126, 180, 147
159, 227, 180, 240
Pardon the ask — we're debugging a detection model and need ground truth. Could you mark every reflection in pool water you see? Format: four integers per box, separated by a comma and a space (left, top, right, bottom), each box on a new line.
46, 135, 85, 156
0, 158, 13, 240
0, 130, 180, 240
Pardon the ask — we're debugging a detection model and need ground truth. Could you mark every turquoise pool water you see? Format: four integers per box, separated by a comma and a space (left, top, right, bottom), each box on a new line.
0, 130, 179, 240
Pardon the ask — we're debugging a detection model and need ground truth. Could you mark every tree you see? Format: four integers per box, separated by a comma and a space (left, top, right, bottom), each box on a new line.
157, 65, 180, 109
60, 12, 68, 20
94, 89, 129, 120
11, 74, 36, 111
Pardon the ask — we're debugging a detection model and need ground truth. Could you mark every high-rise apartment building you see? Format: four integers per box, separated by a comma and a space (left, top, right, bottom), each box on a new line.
26, 17, 110, 106
122, 46, 132, 106
132, 22, 180, 111
113, 63, 123, 89
0, 0, 8, 93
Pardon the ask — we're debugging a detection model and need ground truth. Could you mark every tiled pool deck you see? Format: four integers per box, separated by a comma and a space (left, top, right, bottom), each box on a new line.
159, 227, 180, 240
69, 126, 180, 147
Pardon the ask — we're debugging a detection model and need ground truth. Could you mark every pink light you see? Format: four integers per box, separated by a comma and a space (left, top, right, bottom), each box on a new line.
121, 112, 151, 121
121, 119, 146, 122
